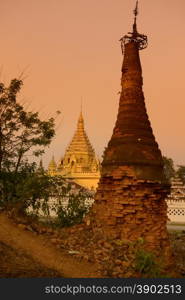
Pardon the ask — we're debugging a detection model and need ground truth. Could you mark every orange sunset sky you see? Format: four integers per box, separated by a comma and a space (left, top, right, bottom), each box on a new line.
0, 0, 185, 168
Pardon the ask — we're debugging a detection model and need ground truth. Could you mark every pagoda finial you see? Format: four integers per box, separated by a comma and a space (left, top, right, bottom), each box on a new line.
80, 97, 83, 114
119, 0, 147, 53
78, 106, 84, 129
133, 0, 139, 34
134, 0, 138, 16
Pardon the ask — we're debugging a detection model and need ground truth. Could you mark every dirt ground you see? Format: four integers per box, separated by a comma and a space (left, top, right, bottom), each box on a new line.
0, 241, 61, 278
0, 212, 184, 278
0, 212, 99, 278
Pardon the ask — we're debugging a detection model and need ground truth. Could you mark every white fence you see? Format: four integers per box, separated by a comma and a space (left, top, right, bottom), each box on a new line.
166, 199, 185, 223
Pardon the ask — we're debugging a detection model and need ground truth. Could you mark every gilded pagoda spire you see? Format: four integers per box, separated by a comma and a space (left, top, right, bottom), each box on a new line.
77, 110, 84, 131
56, 111, 100, 190
48, 155, 56, 167
47, 110, 100, 189
66, 111, 95, 155
48, 155, 57, 175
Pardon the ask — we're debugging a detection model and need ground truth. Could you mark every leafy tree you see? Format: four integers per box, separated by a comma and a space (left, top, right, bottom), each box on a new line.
0, 79, 55, 213
163, 156, 175, 182
0, 79, 55, 173
176, 165, 185, 184
0, 162, 48, 213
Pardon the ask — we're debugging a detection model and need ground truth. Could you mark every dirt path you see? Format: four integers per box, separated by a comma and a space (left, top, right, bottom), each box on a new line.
0, 213, 99, 278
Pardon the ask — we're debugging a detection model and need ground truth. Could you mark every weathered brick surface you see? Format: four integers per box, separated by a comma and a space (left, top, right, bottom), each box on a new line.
88, 40, 173, 268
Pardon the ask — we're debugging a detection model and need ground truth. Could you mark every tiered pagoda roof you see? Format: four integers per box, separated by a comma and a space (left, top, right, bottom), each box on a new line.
66, 111, 95, 156
48, 155, 57, 171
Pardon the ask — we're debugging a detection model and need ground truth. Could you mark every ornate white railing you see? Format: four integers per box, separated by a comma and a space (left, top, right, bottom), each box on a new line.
166, 199, 185, 223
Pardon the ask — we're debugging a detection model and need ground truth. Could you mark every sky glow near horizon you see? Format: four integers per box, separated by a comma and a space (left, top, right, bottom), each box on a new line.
0, 0, 185, 167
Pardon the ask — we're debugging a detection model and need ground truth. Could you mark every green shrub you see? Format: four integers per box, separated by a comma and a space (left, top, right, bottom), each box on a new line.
135, 249, 162, 278
56, 191, 89, 227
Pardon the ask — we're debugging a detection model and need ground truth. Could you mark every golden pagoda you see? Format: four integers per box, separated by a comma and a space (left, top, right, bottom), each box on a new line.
48, 155, 57, 176
48, 111, 100, 190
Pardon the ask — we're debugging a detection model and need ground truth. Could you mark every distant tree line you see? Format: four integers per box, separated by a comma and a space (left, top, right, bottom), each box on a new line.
163, 156, 185, 184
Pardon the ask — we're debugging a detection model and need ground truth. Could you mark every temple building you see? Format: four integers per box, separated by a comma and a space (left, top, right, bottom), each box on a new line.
48, 111, 100, 190
87, 1, 173, 267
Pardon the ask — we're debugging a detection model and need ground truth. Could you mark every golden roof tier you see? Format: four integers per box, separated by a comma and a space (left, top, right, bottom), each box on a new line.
48, 111, 100, 190
66, 111, 95, 155
48, 155, 57, 175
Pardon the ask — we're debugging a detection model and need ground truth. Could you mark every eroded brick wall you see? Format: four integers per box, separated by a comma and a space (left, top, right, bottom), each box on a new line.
90, 165, 172, 265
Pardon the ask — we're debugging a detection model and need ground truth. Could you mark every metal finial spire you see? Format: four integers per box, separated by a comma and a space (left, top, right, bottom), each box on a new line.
119, 0, 147, 53
133, 0, 139, 18
80, 96, 83, 114
133, 0, 139, 34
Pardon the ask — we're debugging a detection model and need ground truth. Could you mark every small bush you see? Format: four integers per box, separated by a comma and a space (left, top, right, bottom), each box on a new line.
135, 249, 162, 278
56, 192, 90, 227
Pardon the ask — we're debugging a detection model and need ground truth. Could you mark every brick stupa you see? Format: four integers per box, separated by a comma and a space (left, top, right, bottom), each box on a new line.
88, 1, 173, 264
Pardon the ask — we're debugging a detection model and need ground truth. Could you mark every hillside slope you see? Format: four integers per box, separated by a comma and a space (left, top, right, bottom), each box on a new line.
0, 213, 98, 278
